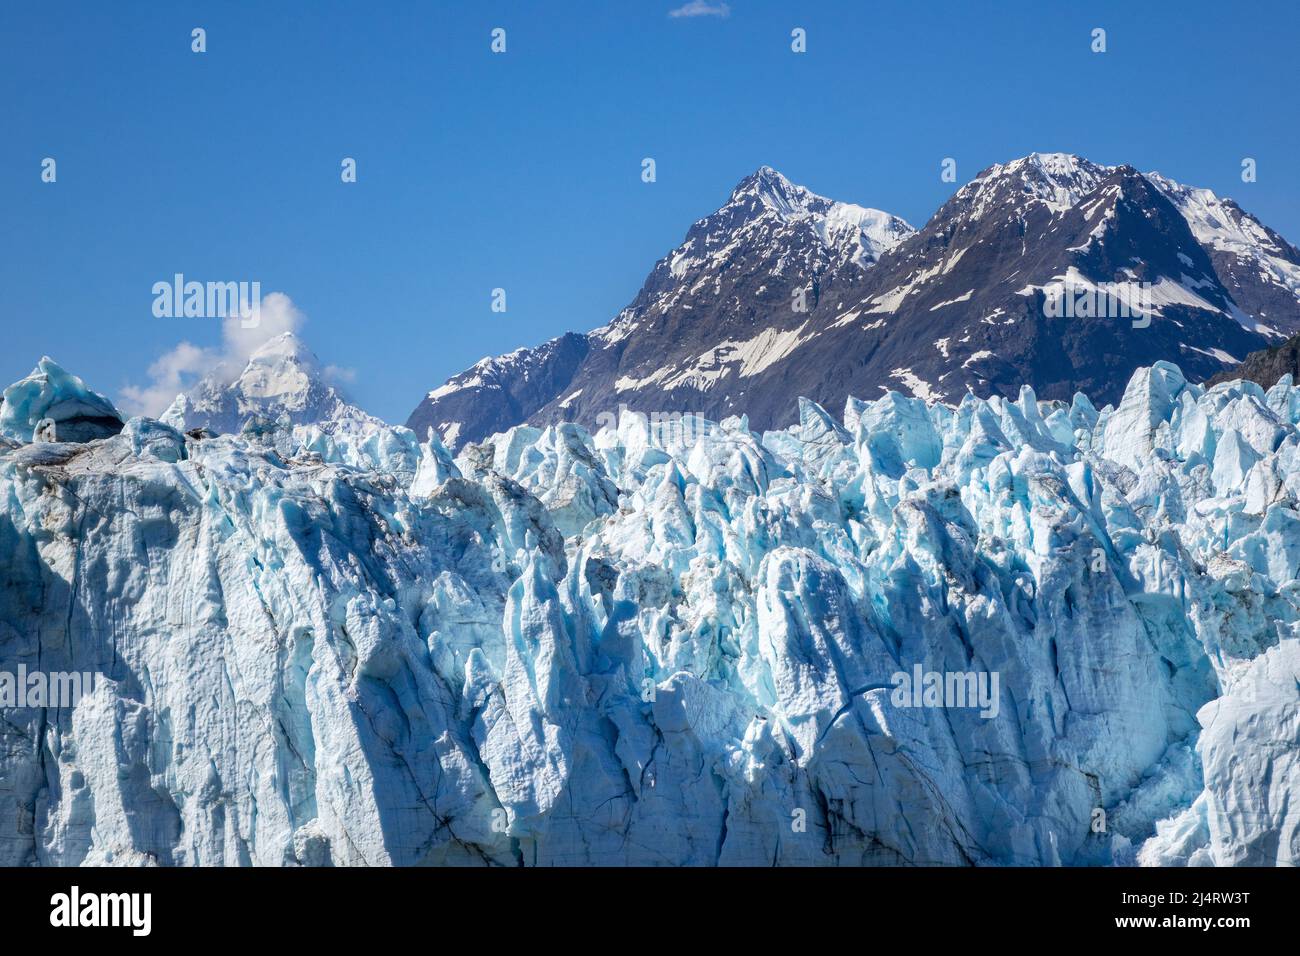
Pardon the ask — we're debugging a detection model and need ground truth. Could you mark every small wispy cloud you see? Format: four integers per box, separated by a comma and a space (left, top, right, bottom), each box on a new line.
669, 1, 731, 19
323, 364, 356, 386
119, 341, 218, 418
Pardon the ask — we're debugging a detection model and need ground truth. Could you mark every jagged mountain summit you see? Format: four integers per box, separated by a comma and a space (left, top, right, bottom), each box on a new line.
162, 331, 380, 436
2, 356, 1297, 865
407, 166, 915, 448
409, 153, 1300, 449
796, 154, 1269, 408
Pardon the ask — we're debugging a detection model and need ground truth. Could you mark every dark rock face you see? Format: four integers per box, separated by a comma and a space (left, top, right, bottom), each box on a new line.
405, 332, 591, 446
408, 154, 1300, 447
787, 160, 1266, 412
1207, 333, 1300, 390
407, 168, 912, 446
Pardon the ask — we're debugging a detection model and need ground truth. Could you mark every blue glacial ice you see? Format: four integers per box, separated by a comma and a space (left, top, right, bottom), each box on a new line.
0, 358, 1296, 865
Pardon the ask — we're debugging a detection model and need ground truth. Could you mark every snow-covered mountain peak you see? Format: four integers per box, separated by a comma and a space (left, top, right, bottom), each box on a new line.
162, 331, 379, 436
1012, 150, 1108, 187
248, 329, 317, 364
1145, 170, 1300, 334
635, 166, 916, 300
578, 169, 913, 355
411, 154, 1300, 449
233, 331, 324, 401
1023, 150, 1098, 178
729, 164, 801, 207
955, 152, 1111, 220
724, 165, 914, 261
730, 165, 837, 224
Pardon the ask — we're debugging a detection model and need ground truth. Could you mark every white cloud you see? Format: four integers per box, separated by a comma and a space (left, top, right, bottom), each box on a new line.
119, 291, 310, 417
669, 1, 730, 18
323, 364, 357, 386
119, 341, 218, 417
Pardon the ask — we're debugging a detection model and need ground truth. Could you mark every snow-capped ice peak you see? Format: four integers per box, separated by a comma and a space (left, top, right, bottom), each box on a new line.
1024, 150, 1099, 178
162, 331, 379, 436
634, 165, 917, 295
955, 152, 1112, 219
730, 164, 829, 222
232, 331, 323, 401
725, 165, 914, 261
248, 329, 316, 363
1006, 151, 1109, 188
730, 164, 799, 205
580, 167, 914, 355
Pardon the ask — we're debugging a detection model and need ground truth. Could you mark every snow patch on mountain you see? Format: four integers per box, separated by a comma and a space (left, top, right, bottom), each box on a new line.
638, 322, 817, 393
412, 153, 1300, 447
1147, 171, 1300, 336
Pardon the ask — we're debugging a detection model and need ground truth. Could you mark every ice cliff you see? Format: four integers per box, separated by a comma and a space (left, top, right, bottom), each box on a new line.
0, 358, 1296, 866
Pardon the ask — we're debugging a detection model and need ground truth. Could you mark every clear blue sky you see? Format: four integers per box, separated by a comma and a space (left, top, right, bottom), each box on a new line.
3, 1, 1298, 423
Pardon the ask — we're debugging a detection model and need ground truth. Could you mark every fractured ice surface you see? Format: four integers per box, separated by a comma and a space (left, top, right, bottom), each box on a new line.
0, 358, 1296, 865
0, 358, 123, 444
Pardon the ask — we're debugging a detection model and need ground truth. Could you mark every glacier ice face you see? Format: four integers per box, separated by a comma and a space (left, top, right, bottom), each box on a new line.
0, 358, 1296, 866
0, 357, 123, 445
1139, 639, 1300, 867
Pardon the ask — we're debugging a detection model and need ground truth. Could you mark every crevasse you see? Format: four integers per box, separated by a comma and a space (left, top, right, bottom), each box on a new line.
0, 358, 1296, 866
